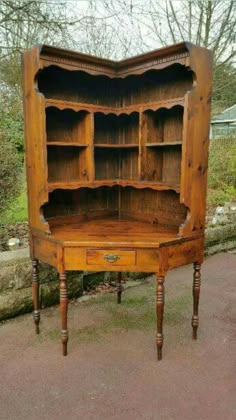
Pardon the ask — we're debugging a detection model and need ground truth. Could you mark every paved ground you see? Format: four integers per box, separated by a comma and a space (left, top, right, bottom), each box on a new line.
0, 252, 235, 420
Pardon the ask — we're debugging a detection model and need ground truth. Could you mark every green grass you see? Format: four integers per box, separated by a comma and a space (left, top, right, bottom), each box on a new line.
0, 189, 27, 225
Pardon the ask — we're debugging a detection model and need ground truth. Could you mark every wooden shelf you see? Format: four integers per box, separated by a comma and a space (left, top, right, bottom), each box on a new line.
146, 141, 182, 147
48, 179, 180, 193
94, 144, 138, 148
47, 141, 182, 148
47, 142, 88, 147
49, 217, 179, 248
45, 97, 185, 115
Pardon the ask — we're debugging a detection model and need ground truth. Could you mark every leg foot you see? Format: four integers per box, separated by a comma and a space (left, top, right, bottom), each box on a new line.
117, 272, 123, 304
60, 272, 69, 356
156, 274, 165, 360
157, 346, 162, 361
192, 263, 201, 340
61, 330, 68, 356
32, 259, 40, 334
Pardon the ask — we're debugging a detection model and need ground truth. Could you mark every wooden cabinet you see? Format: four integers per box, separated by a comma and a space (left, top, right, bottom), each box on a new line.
23, 42, 212, 359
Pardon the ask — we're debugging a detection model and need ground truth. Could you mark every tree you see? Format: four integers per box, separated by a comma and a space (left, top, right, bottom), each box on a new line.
103, 0, 236, 111
0, 0, 75, 91
0, 0, 126, 154
213, 63, 236, 115
0, 0, 77, 153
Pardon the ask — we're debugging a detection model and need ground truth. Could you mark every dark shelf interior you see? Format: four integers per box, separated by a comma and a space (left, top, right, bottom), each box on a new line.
95, 148, 139, 181
94, 112, 139, 145
38, 64, 193, 107
47, 145, 89, 183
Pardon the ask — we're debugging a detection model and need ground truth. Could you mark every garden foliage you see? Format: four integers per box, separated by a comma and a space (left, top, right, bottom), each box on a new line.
0, 124, 22, 214
207, 137, 236, 207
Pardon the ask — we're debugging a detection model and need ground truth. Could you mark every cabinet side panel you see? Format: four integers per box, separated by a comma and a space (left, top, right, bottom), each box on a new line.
23, 48, 49, 232
180, 46, 213, 236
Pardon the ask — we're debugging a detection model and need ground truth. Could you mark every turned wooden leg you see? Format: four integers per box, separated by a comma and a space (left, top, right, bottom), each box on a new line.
32, 259, 40, 334
117, 272, 123, 304
156, 274, 165, 360
59, 272, 69, 356
192, 263, 201, 340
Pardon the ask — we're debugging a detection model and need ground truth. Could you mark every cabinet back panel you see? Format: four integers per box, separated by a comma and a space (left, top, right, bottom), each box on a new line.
39, 67, 121, 106
47, 146, 87, 182
144, 111, 163, 143
46, 108, 89, 144
43, 187, 187, 230
120, 188, 186, 227
162, 148, 181, 183
95, 149, 120, 179
120, 149, 139, 179
43, 187, 119, 220
94, 113, 139, 144
142, 148, 163, 181
163, 107, 183, 143
95, 149, 139, 180
38, 64, 193, 106
144, 106, 183, 143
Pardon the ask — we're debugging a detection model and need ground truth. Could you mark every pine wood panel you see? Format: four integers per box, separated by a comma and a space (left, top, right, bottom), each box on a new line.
47, 217, 180, 249
47, 146, 88, 182
94, 113, 139, 145
23, 48, 49, 232
119, 188, 186, 226
33, 237, 57, 267
180, 46, 213, 236
46, 108, 89, 144
166, 237, 204, 269
163, 107, 183, 143
48, 218, 178, 247
162, 148, 181, 184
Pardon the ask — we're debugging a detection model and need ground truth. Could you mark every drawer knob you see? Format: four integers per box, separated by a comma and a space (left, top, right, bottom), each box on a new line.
103, 254, 120, 263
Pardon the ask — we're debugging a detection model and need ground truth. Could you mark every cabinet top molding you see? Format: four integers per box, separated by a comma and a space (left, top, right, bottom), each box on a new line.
32, 42, 212, 77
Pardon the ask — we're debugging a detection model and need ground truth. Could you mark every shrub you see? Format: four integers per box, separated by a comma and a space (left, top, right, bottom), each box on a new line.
0, 100, 24, 153
0, 129, 22, 214
207, 137, 236, 208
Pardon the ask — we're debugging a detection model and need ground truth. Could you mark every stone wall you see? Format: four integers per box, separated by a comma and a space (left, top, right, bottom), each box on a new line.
0, 223, 235, 321
0, 248, 82, 320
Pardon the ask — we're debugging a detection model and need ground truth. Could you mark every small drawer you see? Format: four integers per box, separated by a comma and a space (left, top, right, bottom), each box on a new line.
87, 249, 136, 266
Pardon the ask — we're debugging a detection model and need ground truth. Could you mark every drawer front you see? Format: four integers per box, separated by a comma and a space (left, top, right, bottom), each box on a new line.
87, 249, 136, 266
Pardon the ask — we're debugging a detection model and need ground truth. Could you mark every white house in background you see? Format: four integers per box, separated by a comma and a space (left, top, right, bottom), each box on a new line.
210, 104, 236, 138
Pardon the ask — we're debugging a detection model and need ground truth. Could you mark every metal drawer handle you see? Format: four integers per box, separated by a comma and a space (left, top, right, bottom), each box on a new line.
103, 254, 120, 263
